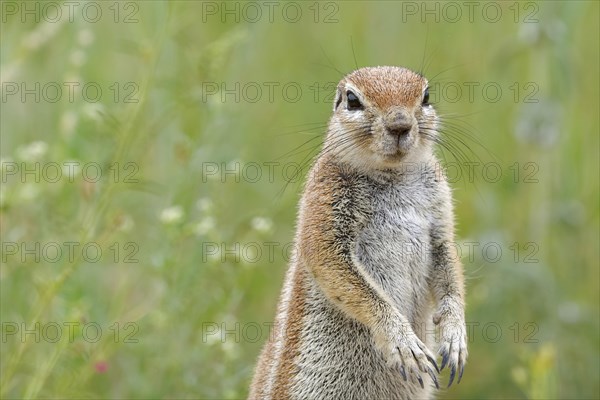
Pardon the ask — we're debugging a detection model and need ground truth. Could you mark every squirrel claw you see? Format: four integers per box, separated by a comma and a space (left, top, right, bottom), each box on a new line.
427, 366, 439, 389
385, 319, 443, 390
416, 374, 424, 389
399, 365, 407, 381
426, 353, 440, 373
440, 352, 449, 371
448, 364, 456, 388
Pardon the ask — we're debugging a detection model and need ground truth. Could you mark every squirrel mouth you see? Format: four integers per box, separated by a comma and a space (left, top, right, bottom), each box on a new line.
380, 136, 413, 159
396, 134, 413, 152
381, 148, 408, 161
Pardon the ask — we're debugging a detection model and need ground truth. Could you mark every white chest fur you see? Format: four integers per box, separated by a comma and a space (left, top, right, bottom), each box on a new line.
356, 177, 436, 323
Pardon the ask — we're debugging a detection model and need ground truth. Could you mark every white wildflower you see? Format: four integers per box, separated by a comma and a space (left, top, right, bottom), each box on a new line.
206, 246, 222, 262
16, 141, 48, 162
196, 197, 213, 212
194, 217, 216, 236
82, 103, 105, 122
160, 206, 184, 224
205, 326, 223, 345
60, 111, 78, 137
251, 217, 273, 233
77, 29, 95, 47
222, 340, 239, 359
70, 50, 87, 67
18, 184, 40, 201
62, 160, 80, 181
225, 159, 241, 180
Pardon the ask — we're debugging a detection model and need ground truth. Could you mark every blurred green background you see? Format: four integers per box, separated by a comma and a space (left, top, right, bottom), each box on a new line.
1, 1, 598, 399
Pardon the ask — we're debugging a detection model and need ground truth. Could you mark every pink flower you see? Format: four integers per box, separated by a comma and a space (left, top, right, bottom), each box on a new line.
94, 361, 108, 373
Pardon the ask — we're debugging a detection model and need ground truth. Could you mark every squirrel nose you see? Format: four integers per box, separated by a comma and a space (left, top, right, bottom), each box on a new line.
386, 117, 413, 137
386, 124, 412, 137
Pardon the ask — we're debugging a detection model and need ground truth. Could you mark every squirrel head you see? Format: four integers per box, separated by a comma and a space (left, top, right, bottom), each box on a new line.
327, 66, 438, 171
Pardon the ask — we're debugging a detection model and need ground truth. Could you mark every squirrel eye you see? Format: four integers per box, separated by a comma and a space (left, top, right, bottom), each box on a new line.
346, 90, 363, 110
422, 87, 430, 105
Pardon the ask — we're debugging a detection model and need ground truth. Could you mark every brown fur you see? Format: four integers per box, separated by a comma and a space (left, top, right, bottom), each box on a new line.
271, 266, 306, 398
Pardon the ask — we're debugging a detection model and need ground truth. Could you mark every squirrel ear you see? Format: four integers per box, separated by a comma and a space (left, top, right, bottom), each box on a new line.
333, 87, 343, 111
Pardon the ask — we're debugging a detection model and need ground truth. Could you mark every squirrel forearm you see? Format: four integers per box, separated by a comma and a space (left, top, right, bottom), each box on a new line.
432, 242, 464, 301
432, 242, 464, 298
429, 187, 465, 307
430, 241, 466, 324
303, 249, 399, 332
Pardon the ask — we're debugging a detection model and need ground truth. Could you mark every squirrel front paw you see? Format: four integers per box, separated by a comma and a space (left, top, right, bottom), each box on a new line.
374, 317, 440, 389
433, 305, 468, 387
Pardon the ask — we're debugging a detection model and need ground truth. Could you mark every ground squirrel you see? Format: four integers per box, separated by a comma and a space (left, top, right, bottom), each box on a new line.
249, 66, 468, 399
